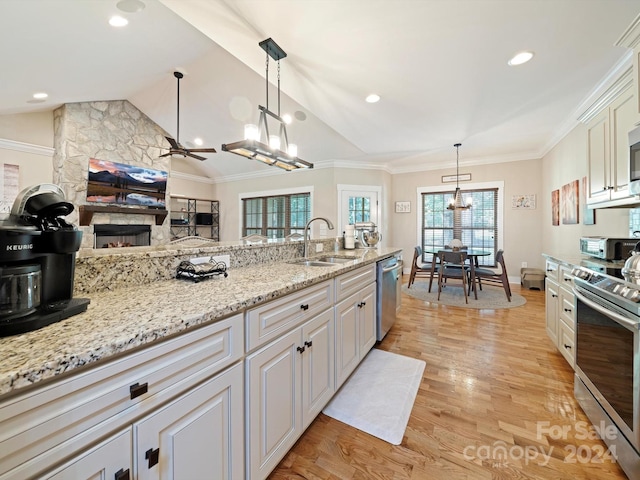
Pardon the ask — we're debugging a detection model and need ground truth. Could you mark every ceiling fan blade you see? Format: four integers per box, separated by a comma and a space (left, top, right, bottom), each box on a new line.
165, 136, 179, 149
188, 147, 217, 153
186, 151, 207, 161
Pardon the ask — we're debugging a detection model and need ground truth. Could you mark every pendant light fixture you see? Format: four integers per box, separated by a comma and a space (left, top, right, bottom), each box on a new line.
447, 143, 472, 210
222, 38, 313, 171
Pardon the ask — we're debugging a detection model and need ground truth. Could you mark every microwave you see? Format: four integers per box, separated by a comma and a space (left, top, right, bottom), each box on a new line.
579, 236, 638, 260
629, 125, 640, 195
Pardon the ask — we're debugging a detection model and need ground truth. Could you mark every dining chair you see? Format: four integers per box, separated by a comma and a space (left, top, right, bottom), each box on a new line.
473, 249, 512, 301
408, 246, 438, 290
437, 250, 476, 303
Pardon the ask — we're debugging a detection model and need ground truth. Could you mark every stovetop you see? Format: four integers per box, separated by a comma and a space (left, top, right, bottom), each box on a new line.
572, 263, 640, 318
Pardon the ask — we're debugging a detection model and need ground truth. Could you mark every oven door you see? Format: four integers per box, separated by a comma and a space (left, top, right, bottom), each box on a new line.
574, 283, 640, 452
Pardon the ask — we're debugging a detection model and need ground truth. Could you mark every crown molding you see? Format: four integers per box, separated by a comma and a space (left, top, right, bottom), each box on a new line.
615, 13, 640, 49
170, 170, 216, 184
0, 138, 54, 157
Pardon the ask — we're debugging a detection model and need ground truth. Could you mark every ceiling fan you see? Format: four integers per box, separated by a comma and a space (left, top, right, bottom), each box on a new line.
159, 71, 216, 161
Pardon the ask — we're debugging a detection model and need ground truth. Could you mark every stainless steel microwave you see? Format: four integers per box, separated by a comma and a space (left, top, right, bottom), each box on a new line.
629, 125, 640, 195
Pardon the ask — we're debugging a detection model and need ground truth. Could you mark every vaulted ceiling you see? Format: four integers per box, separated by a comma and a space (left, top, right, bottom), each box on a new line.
2, 0, 639, 181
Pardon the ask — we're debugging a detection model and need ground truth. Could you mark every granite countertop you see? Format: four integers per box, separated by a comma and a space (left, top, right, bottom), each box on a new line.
0, 248, 400, 397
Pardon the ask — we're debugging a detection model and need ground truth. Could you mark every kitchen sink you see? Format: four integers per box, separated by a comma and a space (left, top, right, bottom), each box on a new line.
316, 256, 353, 264
288, 256, 354, 267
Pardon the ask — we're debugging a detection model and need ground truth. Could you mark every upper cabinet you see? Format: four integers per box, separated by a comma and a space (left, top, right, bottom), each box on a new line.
616, 15, 640, 125
586, 86, 635, 205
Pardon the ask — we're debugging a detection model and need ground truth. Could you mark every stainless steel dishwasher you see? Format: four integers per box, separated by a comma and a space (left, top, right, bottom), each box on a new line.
376, 254, 403, 341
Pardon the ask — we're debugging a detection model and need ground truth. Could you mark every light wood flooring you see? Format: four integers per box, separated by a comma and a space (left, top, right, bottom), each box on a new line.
268, 278, 629, 479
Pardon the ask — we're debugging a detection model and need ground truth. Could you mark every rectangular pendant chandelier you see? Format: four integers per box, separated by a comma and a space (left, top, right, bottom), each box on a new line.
222, 38, 313, 171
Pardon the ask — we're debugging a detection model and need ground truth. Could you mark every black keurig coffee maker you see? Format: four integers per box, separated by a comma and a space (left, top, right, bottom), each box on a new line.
0, 184, 89, 337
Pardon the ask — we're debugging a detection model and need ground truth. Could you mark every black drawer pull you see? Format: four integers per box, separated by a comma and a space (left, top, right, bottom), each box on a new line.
357, 301, 366, 308
130, 382, 148, 400
114, 468, 130, 480
564, 344, 572, 350
564, 308, 572, 313
146, 448, 159, 468
300, 304, 309, 311
304, 340, 313, 348
564, 278, 572, 282
297, 345, 306, 354
551, 294, 558, 298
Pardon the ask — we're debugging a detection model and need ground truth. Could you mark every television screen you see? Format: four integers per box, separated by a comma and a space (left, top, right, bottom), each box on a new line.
87, 158, 167, 208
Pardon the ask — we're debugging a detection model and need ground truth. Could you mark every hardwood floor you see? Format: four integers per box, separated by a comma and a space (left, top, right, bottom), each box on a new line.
268, 278, 628, 480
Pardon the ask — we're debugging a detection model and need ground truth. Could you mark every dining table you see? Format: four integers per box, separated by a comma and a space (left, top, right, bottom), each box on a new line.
422, 247, 492, 296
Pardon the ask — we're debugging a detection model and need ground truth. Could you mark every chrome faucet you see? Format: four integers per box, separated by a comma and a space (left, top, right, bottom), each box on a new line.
303, 217, 335, 258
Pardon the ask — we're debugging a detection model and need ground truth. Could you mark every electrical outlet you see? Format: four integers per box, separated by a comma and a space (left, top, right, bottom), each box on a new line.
315, 243, 324, 253
521, 261, 528, 268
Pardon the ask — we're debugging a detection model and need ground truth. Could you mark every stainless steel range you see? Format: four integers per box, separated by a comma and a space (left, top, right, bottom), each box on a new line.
572, 266, 640, 479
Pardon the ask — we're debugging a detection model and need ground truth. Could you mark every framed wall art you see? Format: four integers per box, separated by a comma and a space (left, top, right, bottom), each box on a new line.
442, 173, 471, 183
395, 201, 411, 213
582, 176, 595, 225
512, 194, 536, 209
551, 189, 560, 226
561, 180, 579, 225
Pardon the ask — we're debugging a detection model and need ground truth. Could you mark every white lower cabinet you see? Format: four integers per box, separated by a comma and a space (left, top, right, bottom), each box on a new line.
246, 309, 334, 480
134, 362, 244, 480
335, 282, 376, 388
43, 429, 133, 480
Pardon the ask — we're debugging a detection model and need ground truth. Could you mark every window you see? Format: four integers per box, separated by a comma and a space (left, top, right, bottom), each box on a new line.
421, 188, 498, 266
348, 196, 371, 224
242, 193, 311, 239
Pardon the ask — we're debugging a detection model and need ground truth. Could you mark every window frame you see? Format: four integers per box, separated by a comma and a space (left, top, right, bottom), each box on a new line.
416, 181, 504, 266
239, 186, 314, 239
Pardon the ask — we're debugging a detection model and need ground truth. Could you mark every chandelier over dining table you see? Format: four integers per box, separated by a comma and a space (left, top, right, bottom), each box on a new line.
447, 143, 472, 210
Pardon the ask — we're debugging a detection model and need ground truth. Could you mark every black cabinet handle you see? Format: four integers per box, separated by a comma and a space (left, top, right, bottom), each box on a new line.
297, 345, 306, 354
130, 382, 148, 400
357, 301, 366, 308
564, 278, 572, 282
551, 294, 558, 298
114, 469, 130, 480
304, 340, 313, 348
145, 448, 159, 468
564, 308, 572, 313
564, 344, 572, 350
300, 304, 309, 311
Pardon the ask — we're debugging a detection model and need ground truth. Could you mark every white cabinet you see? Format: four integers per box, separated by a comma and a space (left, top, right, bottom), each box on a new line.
334, 266, 377, 389
0, 314, 244, 480
587, 86, 635, 204
246, 309, 334, 480
134, 362, 244, 480
544, 259, 576, 369
43, 429, 132, 480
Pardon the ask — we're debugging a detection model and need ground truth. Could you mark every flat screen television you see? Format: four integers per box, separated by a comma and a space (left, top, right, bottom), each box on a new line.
87, 158, 167, 208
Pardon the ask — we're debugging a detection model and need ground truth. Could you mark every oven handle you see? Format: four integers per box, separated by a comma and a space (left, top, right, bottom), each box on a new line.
574, 287, 639, 330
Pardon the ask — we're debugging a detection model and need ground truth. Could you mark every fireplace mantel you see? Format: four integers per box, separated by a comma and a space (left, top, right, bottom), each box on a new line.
78, 205, 168, 226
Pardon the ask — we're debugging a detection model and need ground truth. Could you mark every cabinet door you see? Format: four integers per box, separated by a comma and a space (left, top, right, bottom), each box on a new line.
335, 294, 360, 389
359, 283, 377, 356
134, 363, 244, 480
586, 111, 610, 203
43, 428, 132, 480
301, 309, 335, 429
545, 280, 559, 346
610, 87, 635, 198
246, 329, 302, 480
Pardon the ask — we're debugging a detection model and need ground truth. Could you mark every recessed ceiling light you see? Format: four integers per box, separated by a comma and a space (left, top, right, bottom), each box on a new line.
282, 114, 292, 124
366, 94, 380, 103
508, 51, 534, 66
193, 137, 204, 146
32, 92, 48, 100
109, 15, 129, 27
116, 0, 145, 13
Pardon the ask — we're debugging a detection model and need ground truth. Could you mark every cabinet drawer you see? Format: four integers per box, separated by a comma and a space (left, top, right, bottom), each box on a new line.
246, 280, 333, 352
335, 264, 376, 303
0, 314, 243, 479
545, 259, 559, 282
559, 288, 575, 329
559, 265, 574, 290
558, 320, 575, 368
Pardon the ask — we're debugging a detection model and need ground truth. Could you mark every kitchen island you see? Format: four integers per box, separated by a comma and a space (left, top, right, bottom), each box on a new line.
0, 245, 400, 480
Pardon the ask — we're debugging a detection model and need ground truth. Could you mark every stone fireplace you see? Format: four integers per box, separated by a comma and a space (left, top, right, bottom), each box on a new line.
52, 100, 171, 249
93, 224, 151, 248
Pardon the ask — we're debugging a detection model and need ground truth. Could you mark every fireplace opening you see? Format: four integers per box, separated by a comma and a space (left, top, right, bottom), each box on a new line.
94, 224, 151, 248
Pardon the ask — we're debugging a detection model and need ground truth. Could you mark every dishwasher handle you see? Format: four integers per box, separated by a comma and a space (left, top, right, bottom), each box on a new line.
382, 259, 403, 273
